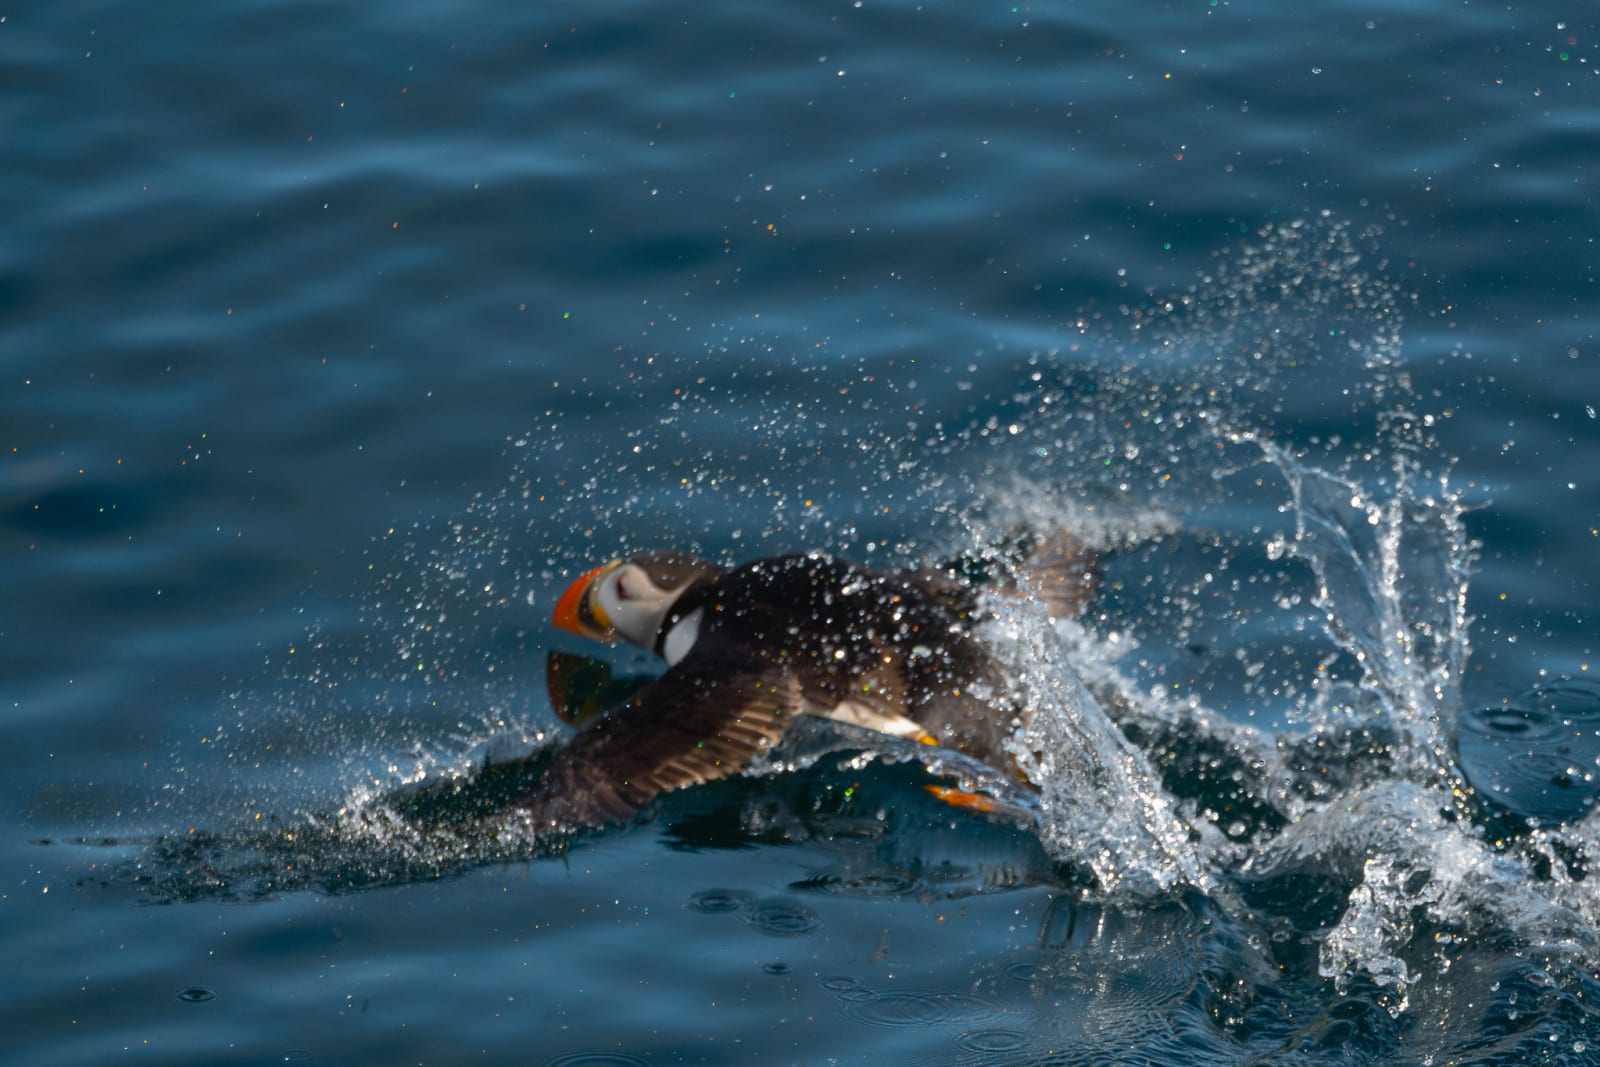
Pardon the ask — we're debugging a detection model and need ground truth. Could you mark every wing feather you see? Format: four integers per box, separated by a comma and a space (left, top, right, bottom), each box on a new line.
507, 656, 800, 831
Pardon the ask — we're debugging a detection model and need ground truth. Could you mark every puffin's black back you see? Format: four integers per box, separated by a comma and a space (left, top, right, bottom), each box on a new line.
687, 554, 1014, 763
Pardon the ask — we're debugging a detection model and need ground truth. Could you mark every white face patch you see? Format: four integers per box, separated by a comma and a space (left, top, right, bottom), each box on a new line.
597, 562, 679, 649
661, 608, 703, 666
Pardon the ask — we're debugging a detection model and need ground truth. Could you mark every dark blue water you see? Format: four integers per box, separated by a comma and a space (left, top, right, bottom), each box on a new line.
7, 2, 1600, 1063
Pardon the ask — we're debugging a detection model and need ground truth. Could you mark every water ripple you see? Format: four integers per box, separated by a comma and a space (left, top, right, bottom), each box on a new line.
839, 990, 1004, 1030
1459, 678, 1600, 826
543, 1052, 652, 1067
952, 1027, 1031, 1055
686, 888, 753, 914
743, 899, 823, 938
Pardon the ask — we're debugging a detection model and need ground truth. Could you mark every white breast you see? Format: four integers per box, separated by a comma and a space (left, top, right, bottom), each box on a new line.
661, 608, 703, 666
806, 698, 937, 746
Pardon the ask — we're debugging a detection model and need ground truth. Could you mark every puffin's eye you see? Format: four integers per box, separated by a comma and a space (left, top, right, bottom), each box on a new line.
615, 575, 631, 600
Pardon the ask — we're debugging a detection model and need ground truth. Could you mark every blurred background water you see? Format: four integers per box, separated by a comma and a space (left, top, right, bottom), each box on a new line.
5, 1, 1600, 1064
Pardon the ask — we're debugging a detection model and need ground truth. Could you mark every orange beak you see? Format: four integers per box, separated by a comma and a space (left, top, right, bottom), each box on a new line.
551, 562, 619, 642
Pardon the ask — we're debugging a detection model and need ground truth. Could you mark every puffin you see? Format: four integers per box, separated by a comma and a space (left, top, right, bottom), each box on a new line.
508, 542, 1093, 831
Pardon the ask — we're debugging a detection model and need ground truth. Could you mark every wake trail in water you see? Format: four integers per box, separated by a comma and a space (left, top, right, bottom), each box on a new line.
68, 213, 1600, 1063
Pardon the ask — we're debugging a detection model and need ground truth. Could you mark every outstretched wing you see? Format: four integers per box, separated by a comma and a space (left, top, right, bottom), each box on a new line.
507, 656, 801, 831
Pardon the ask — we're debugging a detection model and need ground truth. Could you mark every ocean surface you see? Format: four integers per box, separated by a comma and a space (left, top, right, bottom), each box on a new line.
6, 1, 1600, 1063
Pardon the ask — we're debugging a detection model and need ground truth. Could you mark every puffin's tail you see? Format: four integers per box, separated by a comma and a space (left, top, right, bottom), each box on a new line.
934, 529, 1097, 621
1014, 531, 1097, 621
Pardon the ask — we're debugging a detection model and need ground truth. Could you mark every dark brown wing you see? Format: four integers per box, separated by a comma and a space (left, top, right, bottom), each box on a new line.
507, 657, 801, 831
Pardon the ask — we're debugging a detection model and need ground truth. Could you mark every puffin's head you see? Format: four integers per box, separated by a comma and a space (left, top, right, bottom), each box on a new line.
551, 550, 723, 650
